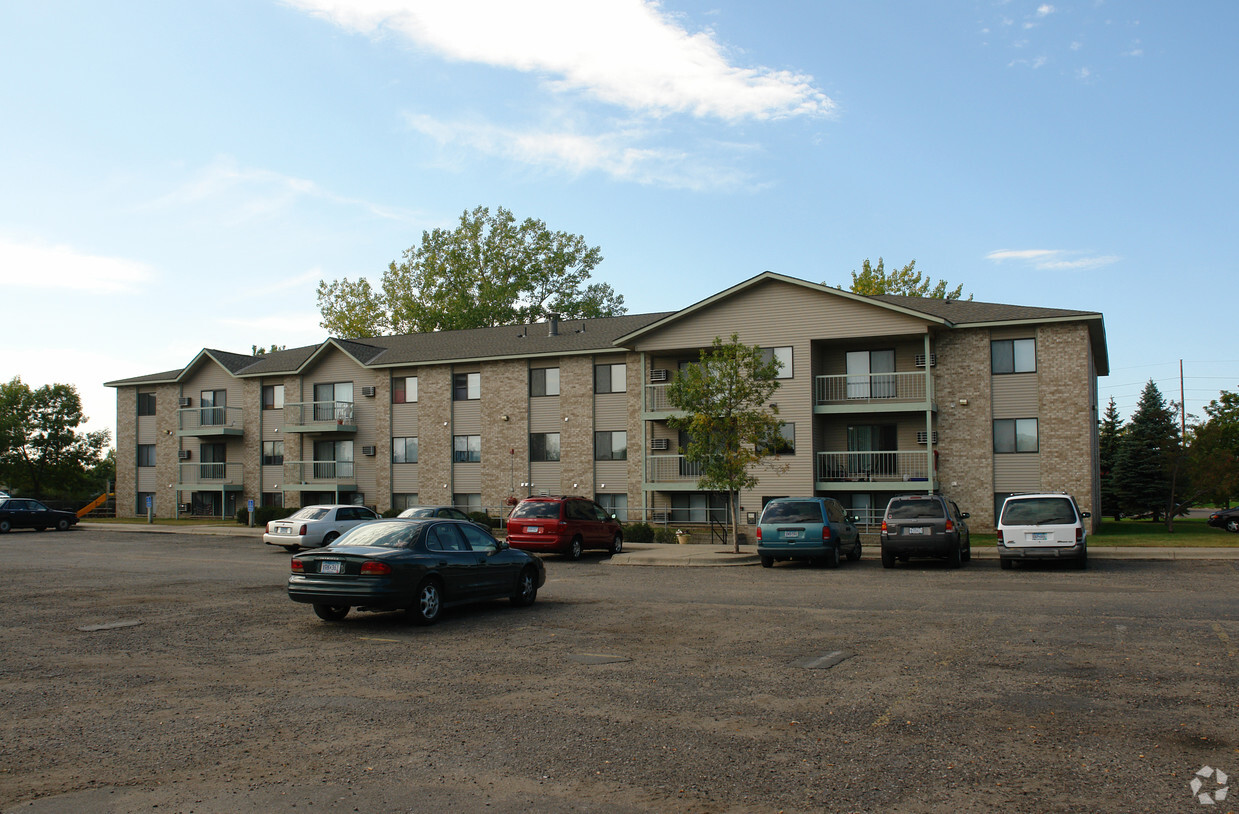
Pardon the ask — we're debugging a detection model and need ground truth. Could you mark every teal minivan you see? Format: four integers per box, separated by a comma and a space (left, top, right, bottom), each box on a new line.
755, 497, 861, 568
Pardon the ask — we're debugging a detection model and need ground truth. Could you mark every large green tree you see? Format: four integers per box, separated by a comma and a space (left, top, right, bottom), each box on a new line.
317, 206, 625, 338
1187, 387, 1239, 507
1112, 380, 1180, 523
1098, 397, 1123, 521
665, 335, 784, 553
836, 257, 971, 300
0, 377, 111, 499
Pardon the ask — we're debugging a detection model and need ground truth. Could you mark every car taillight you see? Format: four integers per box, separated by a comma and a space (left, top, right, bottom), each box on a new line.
1076, 528, 1083, 542
360, 562, 391, 575
996, 531, 1004, 544
881, 520, 887, 533
557, 521, 567, 531
299, 524, 308, 536
945, 519, 954, 532
265, 522, 272, 533
290, 558, 304, 572
755, 527, 763, 542
822, 525, 833, 541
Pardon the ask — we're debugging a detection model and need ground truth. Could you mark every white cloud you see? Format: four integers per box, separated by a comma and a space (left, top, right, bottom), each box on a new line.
285, 0, 833, 122
0, 237, 154, 293
986, 249, 1119, 271
404, 113, 754, 191
1036, 4, 1056, 17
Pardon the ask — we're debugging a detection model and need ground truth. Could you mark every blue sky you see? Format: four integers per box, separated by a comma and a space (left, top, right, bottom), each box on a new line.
2, 1, 1236, 442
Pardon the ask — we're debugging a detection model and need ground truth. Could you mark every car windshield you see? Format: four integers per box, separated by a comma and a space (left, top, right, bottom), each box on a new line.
760, 501, 823, 524
510, 502, 560, 519
289, 507, 330, 521
1001, 497, 1076, 526
886, 499, 945, 520
400, 507, 436, 518
333, 523, 417, 548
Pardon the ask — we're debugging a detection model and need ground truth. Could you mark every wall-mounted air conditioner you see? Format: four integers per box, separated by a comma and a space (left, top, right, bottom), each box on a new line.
361, 386, 376, 397
650, 438, 670, 451
178, 449, 191, 460
915, 353, 937, 368
178, 397, 192, 407
361, 445, 376, 456
649, 369, 669, 383
916, 431, 939, 444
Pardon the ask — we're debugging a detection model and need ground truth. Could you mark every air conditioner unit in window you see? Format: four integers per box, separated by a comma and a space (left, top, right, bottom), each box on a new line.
178, 449, 191, 460
178, 397, 192, 407
915, 353, 937, 368
649, 369, 669, 383
361, 445, 376, 456
361, 386, 376, 397
916, 431, 939, 444
650, 438, 670, 451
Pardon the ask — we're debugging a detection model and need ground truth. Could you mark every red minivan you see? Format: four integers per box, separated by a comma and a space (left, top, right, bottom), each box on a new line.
505, 496, 624, 560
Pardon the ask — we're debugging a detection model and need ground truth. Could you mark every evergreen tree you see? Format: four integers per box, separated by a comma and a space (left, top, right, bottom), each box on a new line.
1112, 380, 1179, 522
1098, 397, 1123, 521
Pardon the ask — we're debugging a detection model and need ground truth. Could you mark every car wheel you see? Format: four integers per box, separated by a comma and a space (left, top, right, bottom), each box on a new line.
321, 532, 339, 547
846, 541, 861, 562
760, 555, 773, 568
946, 543, 962, 569
567, 536, 583, 560
825, 546, 840, 569
282, 545, 299, 553
313, 604, 349, 621
962, 540, 971, 561
881, 549, 895, 569
1000, 558, 1013, 570
1074, 548, 1088, 570
0, 519, 10, 533
510, 567, 539, 606
610, 533, 623, 555
55, 518, 71, 531
1227, 518, 1239, 534
409, 579, 443, 626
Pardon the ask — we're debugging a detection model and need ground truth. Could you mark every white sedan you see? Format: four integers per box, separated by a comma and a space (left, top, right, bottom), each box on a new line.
263, 504, 379, 551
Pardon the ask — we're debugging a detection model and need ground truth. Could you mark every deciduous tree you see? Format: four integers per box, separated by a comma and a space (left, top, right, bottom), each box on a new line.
1187, 387, 1239, 507
0, 377, 111, 499
317, 206, 625, 338
837, 257, 971, 300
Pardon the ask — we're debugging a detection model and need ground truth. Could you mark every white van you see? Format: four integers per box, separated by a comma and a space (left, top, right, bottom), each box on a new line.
996, 493, 1090, 570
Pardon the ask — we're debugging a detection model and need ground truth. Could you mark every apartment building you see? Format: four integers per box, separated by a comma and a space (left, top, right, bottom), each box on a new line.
107, 272, 1107, 530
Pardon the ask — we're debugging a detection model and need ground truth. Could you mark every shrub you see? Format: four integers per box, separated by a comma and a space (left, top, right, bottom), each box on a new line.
623, 522, 654, 543
653, 527, 677, 544
236, 506, 296, 526
469, 511, 500, 529
381, 508, 401, 518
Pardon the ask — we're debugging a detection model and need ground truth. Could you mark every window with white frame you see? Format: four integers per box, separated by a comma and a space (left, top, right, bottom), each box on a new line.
393, 376, 418, 404
262, 384, 284, 410
759, 346, 793, 379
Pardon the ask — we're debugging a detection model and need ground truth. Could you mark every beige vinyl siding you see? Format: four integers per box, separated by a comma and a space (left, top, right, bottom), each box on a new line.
529, 461, 560, 494
453, 399, 481, 432
301, 350, 379, 496
453, 462, 481, 492
137, 467, 156, 492
392, 464, 419, 493
262, 465, 283, 488
595, 460, 626, 485
994, 454, 1040, 491
529, 397, 560, 432
594, 392, 626, 426
992, 374, 1039, 418
392, 405, 419, 436
137, 415, 156, 444
818, 339, 931, 376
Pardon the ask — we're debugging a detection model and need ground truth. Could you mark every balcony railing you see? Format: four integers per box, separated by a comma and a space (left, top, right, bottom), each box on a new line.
815, 372, 928, 406
645, 383, 676, 413
176, 461, 244, 489
284, 460, 357, 485
177, 406, 244, 436
646, 454, 706, 483
816, 451, 932, 483
281, 400, 356, 431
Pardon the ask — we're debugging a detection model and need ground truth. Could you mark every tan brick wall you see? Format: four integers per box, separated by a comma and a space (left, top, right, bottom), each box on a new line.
1036, 322, 1097, 518
625, 352, 644, 518
114, 388, 136, 517
419, 365, 452, 506
374, 373, 392, 512
240, 379, 261, 505
934, 329, 997, 526
480, 359, 530, 512
282, 374, 302, 510
560, 356, 595, 495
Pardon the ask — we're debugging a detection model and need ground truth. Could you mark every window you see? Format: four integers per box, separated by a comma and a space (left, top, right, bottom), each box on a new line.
393, 376, 418, 404
453, 493, 482, 513
759, 347, 793, 379
393, 436, 418, 463
994, 418, 1039, 453
137, 444, 155, 467
594, 363, 626, 393
392, 493, 419, 512
262, 492, 283, 508
846, 350, 896, 399
670, 492, 727, 523
594, 431, 627, 461
992, 338, 1036, 374
199, 443, 226, 480
262, 384, 284, 410
596, 493, 628, 522
262, 441, 284, 466
453, 372, 480, 401
135, 492, 154, 515
759, 423, 795, 456
313, 382, 353, 421
530, 367, 560, 397
313, 439, 354, 478
530, 432, 561, 462
200, 389, 226, 426
453, 435, 481, 463
137, 393, 156, 416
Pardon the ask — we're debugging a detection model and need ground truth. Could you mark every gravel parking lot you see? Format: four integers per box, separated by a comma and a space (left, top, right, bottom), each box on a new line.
1, 529, 1237, 813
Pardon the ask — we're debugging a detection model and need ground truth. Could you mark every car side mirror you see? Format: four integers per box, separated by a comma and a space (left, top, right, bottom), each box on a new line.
1081, 511, 1091, 518
959, 512, 970, 519
498, 539, 509, 549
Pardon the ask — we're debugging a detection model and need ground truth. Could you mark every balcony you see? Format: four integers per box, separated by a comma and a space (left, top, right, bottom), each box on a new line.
815, 450, 934, 489
281, 401, 356, 434
175, 461, 244, 491
177, 406, 244, 437
644, 383, 677, 415
814, 372, 933, 413
646, 454, 705, 485
284, 460, 358, 490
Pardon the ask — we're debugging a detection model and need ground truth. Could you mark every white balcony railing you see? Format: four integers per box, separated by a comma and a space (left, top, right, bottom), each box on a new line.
646, 454, 706, 483
816, 451, 933, 483
284, 460, 357, 484
815, 372, 928, 405
177, 461, 244, 488
178, 406, 244, 434
645, 383, 676, 413
282, 400, 355, 428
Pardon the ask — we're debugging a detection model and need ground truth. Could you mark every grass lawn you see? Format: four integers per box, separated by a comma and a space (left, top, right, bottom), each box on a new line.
1088, 517, 1237, 547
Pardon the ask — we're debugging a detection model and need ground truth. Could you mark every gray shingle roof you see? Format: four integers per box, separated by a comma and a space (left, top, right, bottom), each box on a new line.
868, 294, 1101, 324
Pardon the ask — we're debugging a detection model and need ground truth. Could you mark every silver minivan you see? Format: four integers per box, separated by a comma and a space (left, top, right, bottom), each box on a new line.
996, 493, 1090, 569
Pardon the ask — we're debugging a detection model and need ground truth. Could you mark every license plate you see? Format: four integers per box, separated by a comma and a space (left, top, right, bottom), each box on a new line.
781, 530, 802, 539
320, 561, 342, 574
278, 527, 292, 535
524, 526, 539, 533
906, 527, 925, 535
1031, 532, 1049, 541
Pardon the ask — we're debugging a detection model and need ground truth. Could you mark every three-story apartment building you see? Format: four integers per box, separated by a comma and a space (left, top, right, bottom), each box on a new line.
107, 272, 1107, 530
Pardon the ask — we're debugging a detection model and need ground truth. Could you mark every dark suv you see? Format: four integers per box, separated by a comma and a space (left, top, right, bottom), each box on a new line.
880, 494, 971, 568
504, 496, 624, 560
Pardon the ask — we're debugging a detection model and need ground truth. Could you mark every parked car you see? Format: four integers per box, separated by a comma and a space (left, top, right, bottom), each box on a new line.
755, 497, 861, 568
879, 494, 971, 568
504, 496, 623, 559
398, 505, 489, 530
287, 518, 545, 624
0, 498, 78, 533
263, 504, 380, 551
996, 492, 1090, 569
1206, 506, 1239, 534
